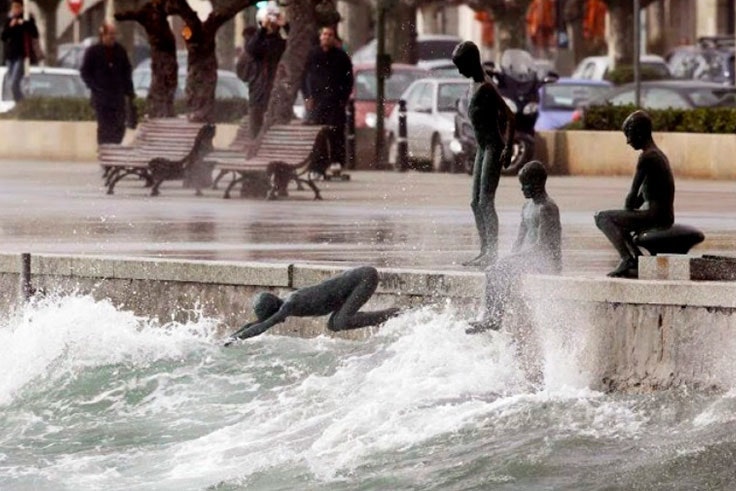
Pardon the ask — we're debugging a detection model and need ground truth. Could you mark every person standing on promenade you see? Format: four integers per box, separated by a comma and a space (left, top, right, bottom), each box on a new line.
594, 110, 675, 278
303, 25, 354, 176
80, 22, 135, 145
245, 4, 287, 138
1, 0, 39, 102
452, 41, 515, 268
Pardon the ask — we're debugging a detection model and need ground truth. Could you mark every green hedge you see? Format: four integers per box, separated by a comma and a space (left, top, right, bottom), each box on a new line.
0, 97, 247, 123
575, 103, 736, 133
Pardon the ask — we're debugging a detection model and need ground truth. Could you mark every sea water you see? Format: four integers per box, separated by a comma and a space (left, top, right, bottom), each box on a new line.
1, 294, 736, 490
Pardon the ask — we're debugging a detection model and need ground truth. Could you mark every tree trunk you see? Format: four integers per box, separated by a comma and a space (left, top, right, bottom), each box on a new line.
563, 0, 586, 65
604, 0, 659, 67
115, 2, 178, 118
33, 0, 62, 66
166, 0, 255, 122
606, 1, 635, 67
260, 0, 318, 133
385, 3, 417, 64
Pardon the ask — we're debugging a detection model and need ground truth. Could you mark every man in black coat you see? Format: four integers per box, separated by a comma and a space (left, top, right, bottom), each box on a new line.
303, 26, 353, 175
245, 6, 287, 138
1, 0, 39, 102
80, 22, 135, 145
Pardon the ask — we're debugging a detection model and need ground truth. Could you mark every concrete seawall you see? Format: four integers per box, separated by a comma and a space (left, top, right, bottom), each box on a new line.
2, 253, 735, 392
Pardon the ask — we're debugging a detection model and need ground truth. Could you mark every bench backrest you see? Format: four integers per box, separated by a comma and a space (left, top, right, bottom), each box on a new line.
251, 125, 326, 161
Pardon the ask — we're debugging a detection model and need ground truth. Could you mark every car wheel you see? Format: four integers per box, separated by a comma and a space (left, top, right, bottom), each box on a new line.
431, 135, 448, 173
501, 133, 535, 176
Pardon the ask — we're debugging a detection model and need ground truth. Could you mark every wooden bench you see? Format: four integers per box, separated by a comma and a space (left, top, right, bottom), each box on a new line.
99, 117, 213, 196
211, 124, 328, 200
210, 118, 254, 190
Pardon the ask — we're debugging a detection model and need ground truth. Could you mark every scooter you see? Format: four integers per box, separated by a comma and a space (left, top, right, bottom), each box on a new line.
450, 49, 558, 175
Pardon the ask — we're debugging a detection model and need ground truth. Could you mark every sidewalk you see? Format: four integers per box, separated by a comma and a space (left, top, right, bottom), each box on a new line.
0, 160, 733, 276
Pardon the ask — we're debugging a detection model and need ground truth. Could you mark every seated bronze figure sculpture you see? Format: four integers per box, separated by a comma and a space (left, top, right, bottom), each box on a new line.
467, 160, 562, 334
225, 266, 400, 344
595, 110, 703, 278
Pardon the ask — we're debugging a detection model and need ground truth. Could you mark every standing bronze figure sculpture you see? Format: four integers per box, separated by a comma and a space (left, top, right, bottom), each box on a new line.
452, 41, 515, 267
594, 110, 675, 278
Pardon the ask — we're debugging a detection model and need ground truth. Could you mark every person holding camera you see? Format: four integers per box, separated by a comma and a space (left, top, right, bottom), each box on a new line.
1, 0, 39, 102
245, 5, 287, 138
80, 22, 135, 145
303, 26, 353, 176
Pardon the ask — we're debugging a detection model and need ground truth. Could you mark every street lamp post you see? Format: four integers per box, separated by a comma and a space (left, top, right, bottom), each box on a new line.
634, 0, 641, 107
374, 0, 396, 169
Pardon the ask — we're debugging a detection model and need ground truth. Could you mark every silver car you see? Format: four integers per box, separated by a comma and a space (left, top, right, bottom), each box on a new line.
385, 77, 469, 172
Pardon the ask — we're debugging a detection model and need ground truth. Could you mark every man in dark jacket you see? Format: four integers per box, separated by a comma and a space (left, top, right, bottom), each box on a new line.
80, 22, 135, 145
1, 0, 39, 102
245, 7, 286, 138
303, 26, 353, 175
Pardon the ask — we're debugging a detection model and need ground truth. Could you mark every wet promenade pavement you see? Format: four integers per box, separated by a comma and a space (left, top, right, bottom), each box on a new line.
1, 160, 735, 276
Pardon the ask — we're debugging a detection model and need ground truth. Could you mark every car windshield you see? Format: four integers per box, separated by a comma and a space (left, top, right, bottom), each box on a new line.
641, 61, 672, 79
542, 83, 611, 109
437, 82, 469, 112
354, 69, 428, 101
25, 73, 87, 97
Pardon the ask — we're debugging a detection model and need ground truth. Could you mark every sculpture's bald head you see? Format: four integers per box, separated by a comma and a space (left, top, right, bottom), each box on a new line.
622, 110, 653, 150
452, 41, 483, 80
253, 292, 283, 321
519, 160, 547, 199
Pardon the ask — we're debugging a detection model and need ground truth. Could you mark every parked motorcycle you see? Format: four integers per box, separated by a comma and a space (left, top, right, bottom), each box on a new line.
450, 49, 559, 175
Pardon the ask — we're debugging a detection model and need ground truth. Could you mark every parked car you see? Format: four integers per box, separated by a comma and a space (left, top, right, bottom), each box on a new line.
132, 66, 248, 100
0, 66, 88, 113
385, 77, 469, 172
58, 38, 151, 70
666, 36, 735, 85
572, 79, 736, 123
352, 34, 462, 65
571, 54, 671, 81
536, 77, 612, 130
352, 63, 430, 166
417, 59, 461, 78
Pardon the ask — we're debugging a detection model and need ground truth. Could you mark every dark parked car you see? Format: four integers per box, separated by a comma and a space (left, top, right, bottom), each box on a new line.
352, 34, 462, 65
582, 79, 736, 110
132, 67, 248, 100
666, 36, 735, 85
571, 79, 736, 125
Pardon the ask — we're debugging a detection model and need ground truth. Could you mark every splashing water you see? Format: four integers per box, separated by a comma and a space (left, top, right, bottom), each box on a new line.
1, 294, 736, 490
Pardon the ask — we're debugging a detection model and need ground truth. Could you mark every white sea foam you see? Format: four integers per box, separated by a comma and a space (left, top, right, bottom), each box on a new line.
0, 296, 659, 490
0, 293, 216, 406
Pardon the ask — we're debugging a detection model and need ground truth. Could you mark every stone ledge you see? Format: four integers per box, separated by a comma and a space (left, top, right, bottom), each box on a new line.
524, 274, 736, 309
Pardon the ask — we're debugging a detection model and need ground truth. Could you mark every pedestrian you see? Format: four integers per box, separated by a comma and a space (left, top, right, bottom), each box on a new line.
80, 22, 136, 145
303, 25, 354, 176
1, 0, 39, 102
245, 5, 287, 138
